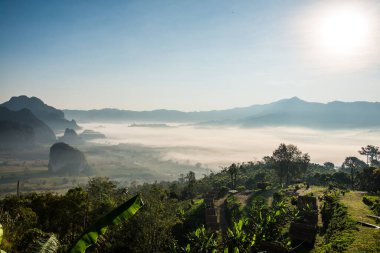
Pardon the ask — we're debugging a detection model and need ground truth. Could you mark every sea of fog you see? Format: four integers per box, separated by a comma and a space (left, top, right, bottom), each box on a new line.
79, 123, 380, 169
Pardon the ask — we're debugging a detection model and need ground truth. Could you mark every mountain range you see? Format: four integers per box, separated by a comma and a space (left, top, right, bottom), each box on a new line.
63, 97, 380, 129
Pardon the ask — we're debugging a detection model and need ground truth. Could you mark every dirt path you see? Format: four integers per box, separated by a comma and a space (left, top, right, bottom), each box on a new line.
214, 196, 228, 234
234, 192, 250, 206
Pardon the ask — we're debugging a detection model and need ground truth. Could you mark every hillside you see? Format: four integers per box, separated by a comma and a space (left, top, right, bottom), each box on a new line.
1, 95, 79, 132
0, 106, 56, 144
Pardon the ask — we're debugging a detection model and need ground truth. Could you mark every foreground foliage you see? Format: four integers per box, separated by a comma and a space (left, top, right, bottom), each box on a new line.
320, 190, 357, 253
69, 194, 143, 253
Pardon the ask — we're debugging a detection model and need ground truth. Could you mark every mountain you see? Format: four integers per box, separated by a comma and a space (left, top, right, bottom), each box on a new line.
1, 95, 79, 132
0, 120, 35, 150
79, 129, 106, 140
58, 128, 84, 145
63, 97, 380, 129
0, 106, 56, 144
48, 142, 89, 174
239, 97, 380, 128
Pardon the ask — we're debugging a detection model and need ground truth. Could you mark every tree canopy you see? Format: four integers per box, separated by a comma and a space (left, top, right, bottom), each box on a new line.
271, 143, 310, 185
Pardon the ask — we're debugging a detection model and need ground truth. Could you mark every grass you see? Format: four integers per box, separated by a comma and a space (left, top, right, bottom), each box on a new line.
293, 187, 379, 253
341, 191, 380, 253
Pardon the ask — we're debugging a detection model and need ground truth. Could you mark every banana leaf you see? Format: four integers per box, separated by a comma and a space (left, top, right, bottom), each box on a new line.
69, 194, 143, 253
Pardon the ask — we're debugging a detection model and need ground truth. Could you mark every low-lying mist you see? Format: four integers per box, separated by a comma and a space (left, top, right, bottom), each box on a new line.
80, 123, 380, 168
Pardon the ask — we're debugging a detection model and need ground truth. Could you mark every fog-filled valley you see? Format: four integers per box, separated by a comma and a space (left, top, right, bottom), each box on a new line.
1, 95, 380, 196
81, 122, 380, 168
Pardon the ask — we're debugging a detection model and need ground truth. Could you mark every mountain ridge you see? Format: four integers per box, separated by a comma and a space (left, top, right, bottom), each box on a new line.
0, 106, 56, 144
62, 97, 380, 129
1, 95, 79, 132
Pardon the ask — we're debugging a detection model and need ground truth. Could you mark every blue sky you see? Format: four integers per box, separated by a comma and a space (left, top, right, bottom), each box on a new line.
1, 0, 379, 110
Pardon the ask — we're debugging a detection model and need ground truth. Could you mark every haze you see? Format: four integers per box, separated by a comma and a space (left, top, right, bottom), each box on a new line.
81, 123, 380, 168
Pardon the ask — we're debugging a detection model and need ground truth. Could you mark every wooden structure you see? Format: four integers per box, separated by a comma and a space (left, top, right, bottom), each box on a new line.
357, 221, 380, 229
289, 196, 318, 244
258, 241, 288, 253
204, 190, 220, 231
289, 223, 317, 244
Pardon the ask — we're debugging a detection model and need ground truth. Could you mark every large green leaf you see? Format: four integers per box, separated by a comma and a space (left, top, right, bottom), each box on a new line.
69, 194, 143, 253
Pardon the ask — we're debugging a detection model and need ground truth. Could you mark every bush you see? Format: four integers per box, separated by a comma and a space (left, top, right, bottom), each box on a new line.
363, 195, 380, 216
217, 186, 229, 198
225, 195, 242, 225
236, 185, 246, 192
256, 181, 270, 191
272, 192, 284, 204
290, 196, 297, 206
362, 195, 379, 206
320, 190, 357, 252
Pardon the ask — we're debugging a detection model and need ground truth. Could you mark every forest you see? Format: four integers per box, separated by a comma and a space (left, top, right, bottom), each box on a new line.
0, 143, 380, 253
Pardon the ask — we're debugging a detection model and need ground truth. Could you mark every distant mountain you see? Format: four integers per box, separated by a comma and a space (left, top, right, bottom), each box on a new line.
1, 95, 79, 132
58, 128, 84, 145
79, 129, 106, 140
63, 97, 380, 129
239, 97, 380, 128
0, 106, 56, 144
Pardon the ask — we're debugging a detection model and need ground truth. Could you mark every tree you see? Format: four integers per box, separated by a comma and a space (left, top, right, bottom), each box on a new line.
356, 167, 380, 192
225, 163, 238, 189
341, 156, 367, 189
271, 143, 310, 185
69, 194, 143, 253
108, 186, 179, 253
182, 171, 197, 199
86, 177, 118, 226
358, 145, 380, 166
324, 162, 335, 171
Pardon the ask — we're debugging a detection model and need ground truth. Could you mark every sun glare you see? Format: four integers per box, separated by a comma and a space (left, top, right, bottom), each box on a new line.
316, 6, 371, 56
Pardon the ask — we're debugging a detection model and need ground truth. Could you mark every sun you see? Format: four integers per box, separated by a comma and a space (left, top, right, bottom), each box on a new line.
316, 6, 371, 56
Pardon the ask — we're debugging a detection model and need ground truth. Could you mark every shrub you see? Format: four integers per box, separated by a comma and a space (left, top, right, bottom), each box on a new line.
363, 195, 380, 216
256, 181, 270, 191
236, 185, 246, 192
225, 195, 242, 225
320, 190, 357, 252
362, 195, 379, 206
217, 186, 229, 198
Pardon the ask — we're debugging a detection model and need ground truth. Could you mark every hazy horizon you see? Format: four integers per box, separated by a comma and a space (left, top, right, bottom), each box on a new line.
3, 95, 380, 113
79, 123, 380, 169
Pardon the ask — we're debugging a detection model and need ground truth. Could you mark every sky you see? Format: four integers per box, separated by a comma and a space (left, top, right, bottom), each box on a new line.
1, 0, 380, 111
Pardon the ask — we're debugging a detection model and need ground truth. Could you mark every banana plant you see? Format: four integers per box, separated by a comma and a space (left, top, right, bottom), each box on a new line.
69, 194, 144, 253
185, 225, 217, 253
225, 218, 253, 253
